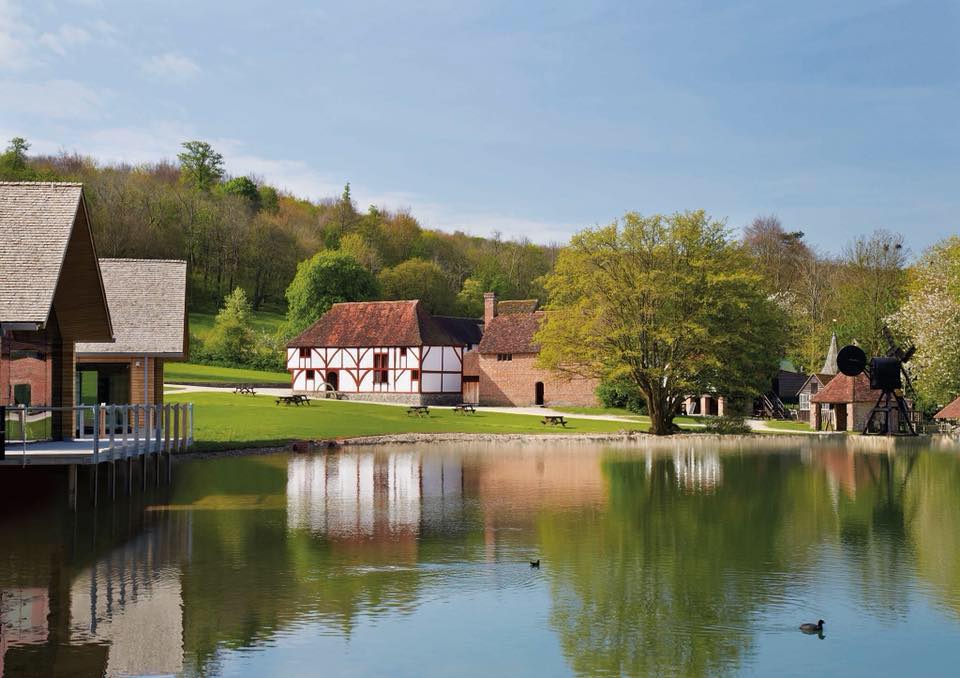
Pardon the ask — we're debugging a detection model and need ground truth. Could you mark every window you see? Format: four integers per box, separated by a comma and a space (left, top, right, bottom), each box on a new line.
400, 347, 407, 358
497, 353, 513, 362
13, 383, 31, 406
373, 352, 390, 384
299, 347, 310, 359
410, 369, 419, 382
799, 392, 810, 410
305, 369, 315, 382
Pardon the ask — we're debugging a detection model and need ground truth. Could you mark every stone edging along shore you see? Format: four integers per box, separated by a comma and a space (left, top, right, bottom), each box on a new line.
176, 430, 837, 460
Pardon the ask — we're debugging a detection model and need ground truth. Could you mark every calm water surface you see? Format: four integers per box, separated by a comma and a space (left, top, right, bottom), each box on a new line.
3, 439, 960, 676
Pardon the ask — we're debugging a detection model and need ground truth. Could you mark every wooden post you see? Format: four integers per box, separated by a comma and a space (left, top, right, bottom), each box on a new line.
164, 404, 172, 484
68, 465, 78, 512
89, 463, 98, 508
173, 404, 181, 456
92, 404, 100, 466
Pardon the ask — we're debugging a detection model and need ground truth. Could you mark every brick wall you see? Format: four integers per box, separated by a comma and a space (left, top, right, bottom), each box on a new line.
478, 353, 599, 407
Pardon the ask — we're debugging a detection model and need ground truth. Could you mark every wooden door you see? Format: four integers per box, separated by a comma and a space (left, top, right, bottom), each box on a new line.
462, 380, 479, 404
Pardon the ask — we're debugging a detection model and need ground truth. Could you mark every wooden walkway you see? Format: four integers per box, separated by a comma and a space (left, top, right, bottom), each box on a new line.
1, 403, 193, 510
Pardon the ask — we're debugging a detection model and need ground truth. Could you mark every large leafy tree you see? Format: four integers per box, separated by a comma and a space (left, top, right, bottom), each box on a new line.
284, 250, 379, 336
889, 237, 960, 410
178, 140, 225, 192
536, 211, 787, 434
378, 257, 456, 314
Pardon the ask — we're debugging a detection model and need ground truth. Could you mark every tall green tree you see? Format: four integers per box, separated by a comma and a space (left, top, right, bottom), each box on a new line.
223, 176, 262, 210
284, 250, 379, 336
378, 258, 457, 314
178, 140, 225, 192
536, 211, 787, 434
206, 287, 256, 363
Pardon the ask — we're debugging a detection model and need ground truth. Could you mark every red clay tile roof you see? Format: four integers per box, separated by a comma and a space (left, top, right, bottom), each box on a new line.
810, 372, 880, 404
934, 395, 960, 420
478, 311, 544, 354
288, 300, 463, 348
496, 299, 539, 315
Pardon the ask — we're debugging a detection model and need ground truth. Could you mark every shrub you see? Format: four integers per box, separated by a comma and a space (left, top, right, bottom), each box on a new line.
703, 415, 752, 435
205, 288, 256, 364
596, 379, 647, 414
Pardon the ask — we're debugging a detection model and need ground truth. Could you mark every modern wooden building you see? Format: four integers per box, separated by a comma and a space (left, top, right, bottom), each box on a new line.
75, 258, 188, 408
286, 300, 481, 405
0, 182, 114, 439
471, 292, 599, 407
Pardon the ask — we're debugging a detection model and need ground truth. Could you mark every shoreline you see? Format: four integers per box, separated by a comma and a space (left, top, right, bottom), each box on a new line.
175, 429, 859, 461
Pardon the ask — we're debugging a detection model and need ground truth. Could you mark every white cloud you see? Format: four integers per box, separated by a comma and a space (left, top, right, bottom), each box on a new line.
0, 0, 33, 70
141, 52, 201, 82
0, 79, 105, 119
38, 24, 92, 56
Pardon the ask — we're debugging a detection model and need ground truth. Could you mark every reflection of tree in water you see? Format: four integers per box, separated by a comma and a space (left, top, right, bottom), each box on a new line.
835, 452, 917, 620
540, 452, 830, 677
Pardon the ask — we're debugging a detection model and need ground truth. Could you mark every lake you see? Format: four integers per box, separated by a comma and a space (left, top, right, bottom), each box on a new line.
2, 438, 960, 677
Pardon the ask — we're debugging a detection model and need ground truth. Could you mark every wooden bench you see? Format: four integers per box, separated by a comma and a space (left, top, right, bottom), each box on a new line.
234, 385, 256, 395
276, 394, 310, 406
542, 415, 567, 427
453, 404, 476, 414
407, 405, 430, 417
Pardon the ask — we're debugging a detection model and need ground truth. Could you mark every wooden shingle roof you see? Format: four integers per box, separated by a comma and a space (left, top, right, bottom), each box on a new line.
934, 395, 960, 420
810, 372, 880, 404
76, 259, 188, 357
478, 311, 544, 354
0, 182, 85, 324
288, 300, 465, 348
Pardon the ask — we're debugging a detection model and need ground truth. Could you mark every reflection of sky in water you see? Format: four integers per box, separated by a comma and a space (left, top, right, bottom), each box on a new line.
4, 440, 960, 677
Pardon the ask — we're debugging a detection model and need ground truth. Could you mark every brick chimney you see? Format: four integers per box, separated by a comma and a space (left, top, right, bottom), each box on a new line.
483, 292, 497, 326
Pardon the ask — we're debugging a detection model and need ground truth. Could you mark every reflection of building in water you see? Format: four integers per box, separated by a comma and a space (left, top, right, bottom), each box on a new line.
672, 448, 722, 492
0, 513, 190, 677
287, 451, 463, 537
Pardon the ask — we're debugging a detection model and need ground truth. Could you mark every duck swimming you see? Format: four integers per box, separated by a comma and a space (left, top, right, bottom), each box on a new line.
530, 559, 540, 568
800, 620, 824, 634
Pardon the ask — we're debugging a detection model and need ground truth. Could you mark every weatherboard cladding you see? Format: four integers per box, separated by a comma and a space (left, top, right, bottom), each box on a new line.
0, 182, 84, 323
76, 259, 188, 356
288, 300, 466, 348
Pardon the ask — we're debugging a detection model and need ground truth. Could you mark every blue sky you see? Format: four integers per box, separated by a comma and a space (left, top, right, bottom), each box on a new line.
2, 0, 957, 253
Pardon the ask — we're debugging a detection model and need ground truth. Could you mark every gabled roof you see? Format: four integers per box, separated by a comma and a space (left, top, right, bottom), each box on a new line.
432, 315, 483, 346
799, 372, 836, 396
0, 182, 87, 324
496, 299, 539, 315
288, 300, 465, 348
478, 311, 544, 354
76, 259, 188, 357
934, 395, 960, 420
810, 372, 879, 404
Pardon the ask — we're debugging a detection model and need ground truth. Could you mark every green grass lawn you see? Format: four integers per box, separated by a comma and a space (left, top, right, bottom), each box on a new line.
760, 419, 813, 432
189, 310, 286, 341
553, 406, 702, 427
166, 391, 644, 452
165, 362, 290, 385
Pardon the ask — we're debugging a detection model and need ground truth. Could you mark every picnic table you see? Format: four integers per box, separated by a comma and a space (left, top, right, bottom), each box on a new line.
407, 405, 430, 417
453, 404, 476, 414
542, 415, 567, 427
276, 394, 310, 406
234, 385, 256, 395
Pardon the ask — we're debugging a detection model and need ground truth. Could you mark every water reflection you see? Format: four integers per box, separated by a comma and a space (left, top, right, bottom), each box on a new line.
3, 440, 960, 676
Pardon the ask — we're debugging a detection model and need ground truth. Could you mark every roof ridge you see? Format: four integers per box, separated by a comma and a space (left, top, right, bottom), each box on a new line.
0, 181, 84, 187
99, 257, 187, 264
332, 299, 419, 306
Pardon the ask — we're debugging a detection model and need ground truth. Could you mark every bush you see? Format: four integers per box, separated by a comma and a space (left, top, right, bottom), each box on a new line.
703, 415, 752, 435
596, 379, 647, 414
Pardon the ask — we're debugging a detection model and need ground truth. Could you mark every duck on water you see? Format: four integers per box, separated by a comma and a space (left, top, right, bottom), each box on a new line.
800, 620, 825, 634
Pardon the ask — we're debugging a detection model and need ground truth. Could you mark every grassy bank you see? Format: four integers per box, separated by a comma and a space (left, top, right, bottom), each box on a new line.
166, 391, 642, 452
553, 406, 701, 426
165, 362, 289, 385
189, 310, 286, 341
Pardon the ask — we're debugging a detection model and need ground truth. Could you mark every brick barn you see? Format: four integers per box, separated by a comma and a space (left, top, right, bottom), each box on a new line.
470, 292, 599, 407
286, 300, 481, 405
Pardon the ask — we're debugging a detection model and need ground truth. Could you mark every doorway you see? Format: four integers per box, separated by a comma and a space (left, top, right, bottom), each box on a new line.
326, 371, 339, 392
535, 382, 545, 406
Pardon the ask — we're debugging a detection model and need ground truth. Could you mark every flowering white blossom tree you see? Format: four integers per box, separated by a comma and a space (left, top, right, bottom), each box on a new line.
889, 238, 960, 409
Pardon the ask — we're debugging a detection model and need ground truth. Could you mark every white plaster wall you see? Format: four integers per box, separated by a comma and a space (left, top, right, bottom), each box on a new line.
442, 373, 462, 392
442, 346, 461, 369
422, 372, 443, 392
422, 347, 443, 371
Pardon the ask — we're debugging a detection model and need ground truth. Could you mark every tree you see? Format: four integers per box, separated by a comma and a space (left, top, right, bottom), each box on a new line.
178, 140, 225, 192
742, 215, 811, 299
536, 211, 787, 435
834, 229, 908, 356
378, 258, 456, 314
206, 287, 256, 363
223, 176, 262, 211
0, 137, 40, 180
339, 232, 382, 273
284, 250, 379, 336
889, 237, 960, 410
